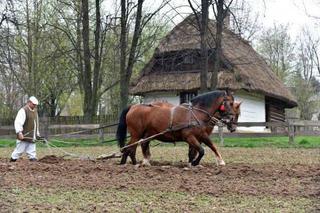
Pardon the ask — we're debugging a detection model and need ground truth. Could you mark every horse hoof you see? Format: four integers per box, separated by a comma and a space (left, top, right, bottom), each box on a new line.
217, 159, 226, 166
134, 164, 140, 169
196, 165, 204, 168
141, 159, 151, 166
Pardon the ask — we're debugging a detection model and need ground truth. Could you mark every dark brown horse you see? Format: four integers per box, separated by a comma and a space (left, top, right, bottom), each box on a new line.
117, 90, 241, 166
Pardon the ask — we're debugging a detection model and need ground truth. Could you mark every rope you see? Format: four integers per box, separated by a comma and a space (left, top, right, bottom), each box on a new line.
119, 129, 171, 152
51, 123, 118, 137
44, 139, 96, 160
49, 138, 103, 146
100, 135, 130, 144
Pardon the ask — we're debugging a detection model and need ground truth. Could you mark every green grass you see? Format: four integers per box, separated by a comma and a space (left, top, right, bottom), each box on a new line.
1, 135, 320, 148
221, 136, 320, 148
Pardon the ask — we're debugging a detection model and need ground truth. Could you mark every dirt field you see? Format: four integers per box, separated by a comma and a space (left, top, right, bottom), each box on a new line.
0, 146, 319, 212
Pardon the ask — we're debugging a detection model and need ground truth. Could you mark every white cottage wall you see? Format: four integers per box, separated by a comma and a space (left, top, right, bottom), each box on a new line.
144, 90, 268, 132
234, 91, 267, 132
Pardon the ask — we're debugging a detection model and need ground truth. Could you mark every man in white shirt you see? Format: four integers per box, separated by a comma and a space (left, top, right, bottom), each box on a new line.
10, 96, 41, 162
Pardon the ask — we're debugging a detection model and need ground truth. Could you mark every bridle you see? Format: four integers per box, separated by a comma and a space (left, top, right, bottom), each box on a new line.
180, 95, 235, 128
218, 96, 237, 126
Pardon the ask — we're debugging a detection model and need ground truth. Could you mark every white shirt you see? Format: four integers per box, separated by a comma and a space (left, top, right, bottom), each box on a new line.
14, 106, 40, 140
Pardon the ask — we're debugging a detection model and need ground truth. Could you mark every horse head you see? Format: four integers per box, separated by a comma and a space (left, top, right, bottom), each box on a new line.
190, 90, 241, 132
218, 90, 241, 132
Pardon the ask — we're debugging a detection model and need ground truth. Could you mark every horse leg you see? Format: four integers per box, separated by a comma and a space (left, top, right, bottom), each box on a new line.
141, 141, 151, 166
188, 145, 198, 166
186, 135, 205, 166
120, 148, 129, 165
120, 137, 139, 165
202, 137, 225, 166
129, 145, 138, 165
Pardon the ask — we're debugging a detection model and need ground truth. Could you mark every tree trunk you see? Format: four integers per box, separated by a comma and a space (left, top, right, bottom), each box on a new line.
92, 0, 102, 115
211, 0, 224, 90
76, 1, 84, 92
119, 0, 128, 111
124, 0, 143, 106
26, 0, 34, 94
200, 0, 209, 93
81, 0, 93, 121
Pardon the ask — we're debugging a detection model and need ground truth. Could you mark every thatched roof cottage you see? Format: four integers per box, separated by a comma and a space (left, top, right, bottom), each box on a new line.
130, 15, 297, 131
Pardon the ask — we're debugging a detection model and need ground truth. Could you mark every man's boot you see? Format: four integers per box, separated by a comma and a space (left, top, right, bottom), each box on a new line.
10, 158, 17, 162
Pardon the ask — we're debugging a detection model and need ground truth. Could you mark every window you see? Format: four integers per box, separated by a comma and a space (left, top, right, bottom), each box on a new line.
183, 55, 194, 64
180, 92, 198, 104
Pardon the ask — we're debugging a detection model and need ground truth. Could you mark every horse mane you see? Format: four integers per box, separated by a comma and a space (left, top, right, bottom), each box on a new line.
191, 90, 227, 108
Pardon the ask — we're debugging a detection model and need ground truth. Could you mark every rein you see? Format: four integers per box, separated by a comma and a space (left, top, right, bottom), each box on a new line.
180, 103, 221, 127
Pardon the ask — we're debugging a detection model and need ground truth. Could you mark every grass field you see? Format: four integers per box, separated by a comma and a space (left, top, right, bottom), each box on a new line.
0, 139, 319, 212
1, 135, 320, 148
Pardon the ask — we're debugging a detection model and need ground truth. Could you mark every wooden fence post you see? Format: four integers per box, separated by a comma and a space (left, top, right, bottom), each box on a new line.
288, 120, 295, 144
218, 123, 224, 146
99, 124, 104, 143
42, 116, 49, 140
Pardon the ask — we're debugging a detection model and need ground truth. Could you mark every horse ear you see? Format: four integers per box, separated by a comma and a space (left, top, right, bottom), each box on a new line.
226, 88, 234, 96
235, 101, 242, 108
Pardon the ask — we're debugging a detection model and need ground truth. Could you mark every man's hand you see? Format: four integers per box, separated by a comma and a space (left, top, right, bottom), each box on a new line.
17, 132, 24, 140
36, 136, 47, 144
36, 136, 45, 140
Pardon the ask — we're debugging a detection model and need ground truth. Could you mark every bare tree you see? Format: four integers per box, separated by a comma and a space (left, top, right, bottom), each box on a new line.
187, 0, 235, 90
187, 0, 210, 93
119, 0, 168, 111
80, 0, 115, 121
210, 0, 233, 89
257, 24, 295, 83
228, 0, 262, 42
0, 0, 79, 117
296, 30, 319, 82
287, 27, 320, 120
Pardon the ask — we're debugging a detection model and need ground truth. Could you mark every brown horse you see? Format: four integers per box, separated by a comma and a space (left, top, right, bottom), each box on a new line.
116, 90, 241, 166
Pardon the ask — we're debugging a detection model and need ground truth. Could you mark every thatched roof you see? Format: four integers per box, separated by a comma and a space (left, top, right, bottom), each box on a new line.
130, 15, 297, 108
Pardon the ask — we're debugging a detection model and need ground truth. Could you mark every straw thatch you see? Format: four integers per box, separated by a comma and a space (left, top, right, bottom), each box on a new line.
130, 15, 297, 108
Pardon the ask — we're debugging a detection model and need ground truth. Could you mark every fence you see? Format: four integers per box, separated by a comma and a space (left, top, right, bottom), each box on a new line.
0, 115, 118, 126
0, 115, 118, 139
215, 120, 320, 145
1, 118, 320, 144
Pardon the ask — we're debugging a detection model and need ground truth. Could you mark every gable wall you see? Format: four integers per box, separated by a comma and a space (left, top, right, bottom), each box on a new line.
143, 90, 268, 132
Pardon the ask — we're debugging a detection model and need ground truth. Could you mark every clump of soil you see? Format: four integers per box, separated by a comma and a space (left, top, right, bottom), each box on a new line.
0, 157, 319, 199
39, 155, 65, 164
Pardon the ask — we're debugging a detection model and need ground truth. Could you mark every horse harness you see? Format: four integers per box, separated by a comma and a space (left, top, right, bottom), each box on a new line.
142, 94, 234, 133
168, 102, 226, 131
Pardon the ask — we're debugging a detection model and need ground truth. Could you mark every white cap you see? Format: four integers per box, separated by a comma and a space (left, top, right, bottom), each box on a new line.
29, 96, 39, 105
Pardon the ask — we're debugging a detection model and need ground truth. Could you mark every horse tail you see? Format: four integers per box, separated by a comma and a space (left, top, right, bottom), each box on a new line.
116, 106, 132, 148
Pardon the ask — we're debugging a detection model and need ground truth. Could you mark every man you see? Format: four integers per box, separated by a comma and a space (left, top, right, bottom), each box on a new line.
10, 96, 41, 162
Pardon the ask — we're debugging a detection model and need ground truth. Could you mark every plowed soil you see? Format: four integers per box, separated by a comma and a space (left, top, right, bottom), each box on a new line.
0, 155, 319, 198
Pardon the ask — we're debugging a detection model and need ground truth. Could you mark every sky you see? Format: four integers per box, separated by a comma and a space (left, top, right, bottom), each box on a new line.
141, 0, 320, 38
248, 0, 320, 36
